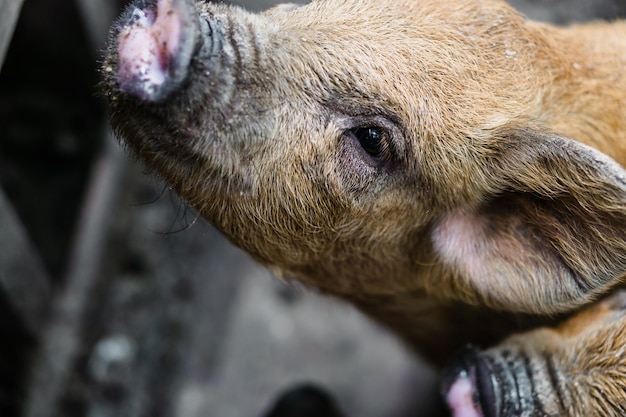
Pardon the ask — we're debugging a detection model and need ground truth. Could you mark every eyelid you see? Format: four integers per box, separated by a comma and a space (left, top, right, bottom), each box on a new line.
332, 112, 407, 166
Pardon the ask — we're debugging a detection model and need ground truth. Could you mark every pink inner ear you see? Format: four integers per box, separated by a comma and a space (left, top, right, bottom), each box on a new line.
432, 211, 490, 281
117, 0, 182, 90
431, 209, 549, 311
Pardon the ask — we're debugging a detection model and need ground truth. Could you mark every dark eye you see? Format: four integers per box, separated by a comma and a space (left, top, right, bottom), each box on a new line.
352, 127, 388, 158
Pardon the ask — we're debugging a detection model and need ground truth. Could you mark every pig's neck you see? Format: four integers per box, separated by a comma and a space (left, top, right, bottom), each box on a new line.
345, 291, 568, 367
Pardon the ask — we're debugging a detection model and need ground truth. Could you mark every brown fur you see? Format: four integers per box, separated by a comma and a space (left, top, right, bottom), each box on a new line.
102, 0, 626, 415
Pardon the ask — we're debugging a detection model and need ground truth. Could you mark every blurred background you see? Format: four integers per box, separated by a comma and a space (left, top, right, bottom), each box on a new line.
0, 0, 625, 416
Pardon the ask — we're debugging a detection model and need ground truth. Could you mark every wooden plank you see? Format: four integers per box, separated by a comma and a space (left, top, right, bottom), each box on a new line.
0, 190, 52, 335
0, 0, 24, 68
23, 131, 127, 417
74, 0, 117, 51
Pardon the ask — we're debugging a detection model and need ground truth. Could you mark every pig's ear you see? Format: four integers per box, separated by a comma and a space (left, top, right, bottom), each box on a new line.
431, 127, 626, 314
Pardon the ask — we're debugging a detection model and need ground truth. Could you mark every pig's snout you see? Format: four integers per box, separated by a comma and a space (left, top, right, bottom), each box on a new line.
442, 347, 502, 417
115, 0, 210, 102
442, 346, 558, 417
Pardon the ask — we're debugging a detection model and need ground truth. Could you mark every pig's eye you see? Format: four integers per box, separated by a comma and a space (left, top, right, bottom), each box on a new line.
352, 127, 390, 160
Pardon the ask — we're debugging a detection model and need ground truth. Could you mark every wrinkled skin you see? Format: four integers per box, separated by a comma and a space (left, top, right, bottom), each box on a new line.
101, 0, 626, 415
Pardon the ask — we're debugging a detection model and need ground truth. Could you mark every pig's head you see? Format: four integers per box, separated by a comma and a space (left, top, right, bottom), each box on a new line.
102, 0, 626, 315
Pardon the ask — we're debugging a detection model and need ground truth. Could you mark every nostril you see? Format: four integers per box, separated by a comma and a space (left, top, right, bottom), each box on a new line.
442, 346, 502, 417
445, 377, 482, 417
115, 0, 199, 102
441, 346, 479, 385
441, 346, 483, 417
474, 355, 500, 417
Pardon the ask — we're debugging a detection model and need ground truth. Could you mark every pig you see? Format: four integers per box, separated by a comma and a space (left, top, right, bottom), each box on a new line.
100, 0, 626, 415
